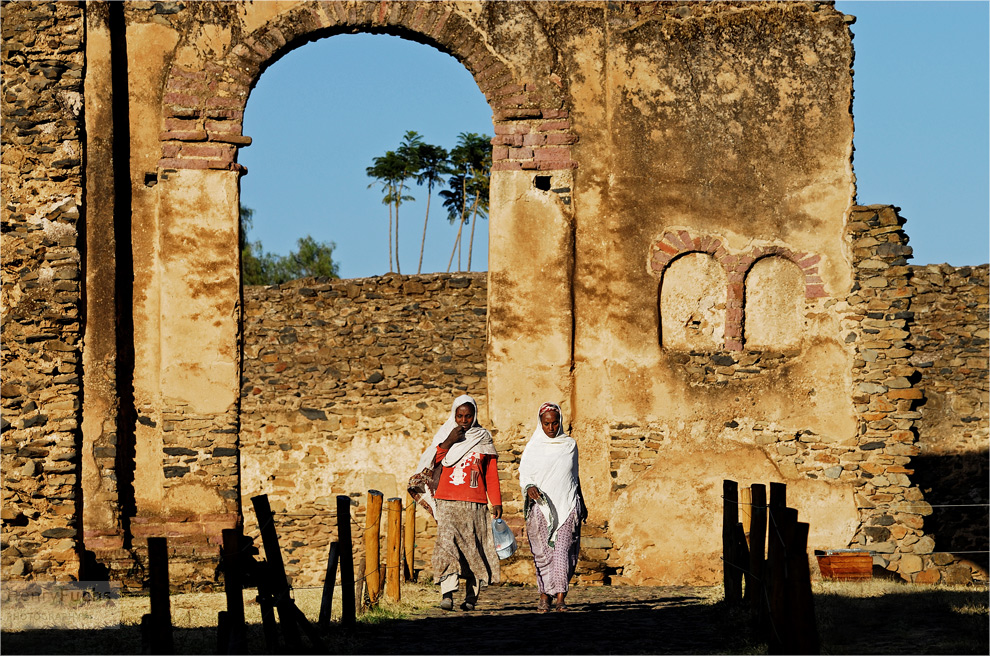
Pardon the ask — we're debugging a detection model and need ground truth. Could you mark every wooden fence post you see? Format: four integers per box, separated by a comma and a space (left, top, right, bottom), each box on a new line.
768, 506, 798, 655
147, 537, 174, 655
769, 481, 787, 510
404, 493, 416, 581
221, 528, 245, 654
722, 480, 743, 604
748, 484, 768, 619
254, 561, 280, 653
251, 495, 300, 653
318, 541, 339, 631
337, 495, 356, 629
740, 486, 753, 543
355, 556, 366, 614
386, 497, 402, 602
364, 490, 384, 605
788, 521, 820, 655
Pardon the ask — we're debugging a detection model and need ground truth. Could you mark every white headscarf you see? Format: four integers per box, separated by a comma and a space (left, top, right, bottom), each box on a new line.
410, 395, 496, 516
518, 402, 580, 545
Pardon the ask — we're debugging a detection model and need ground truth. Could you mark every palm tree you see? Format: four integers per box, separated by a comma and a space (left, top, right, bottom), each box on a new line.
366, 150, 413, 272
440, 170, 469, 272
465, 139, 492, 272
440, 133, 491, 271
408, 141, 449, 274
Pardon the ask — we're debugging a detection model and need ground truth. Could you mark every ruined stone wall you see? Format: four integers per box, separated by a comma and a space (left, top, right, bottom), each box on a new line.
908, 263, 989, 581
1, 1, 85, 583
5, 1, 988, 590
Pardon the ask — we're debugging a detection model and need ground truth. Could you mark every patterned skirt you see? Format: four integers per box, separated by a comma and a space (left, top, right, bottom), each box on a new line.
433, 499, 500, 588
527, 506, 580, 595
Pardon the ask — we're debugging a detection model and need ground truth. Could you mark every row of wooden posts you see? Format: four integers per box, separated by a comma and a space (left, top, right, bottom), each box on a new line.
140, 491, 419, 654
722, 480, 820, 655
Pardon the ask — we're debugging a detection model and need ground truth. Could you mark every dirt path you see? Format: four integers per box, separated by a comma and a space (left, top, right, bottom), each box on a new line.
336, 584, 753, 655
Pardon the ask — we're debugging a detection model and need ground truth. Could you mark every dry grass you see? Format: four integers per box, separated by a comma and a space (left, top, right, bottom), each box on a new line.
814, 580, 989, 655
1, 580, 440, 654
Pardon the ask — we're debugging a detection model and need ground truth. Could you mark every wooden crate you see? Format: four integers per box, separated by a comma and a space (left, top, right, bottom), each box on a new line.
815, 549, 873, 581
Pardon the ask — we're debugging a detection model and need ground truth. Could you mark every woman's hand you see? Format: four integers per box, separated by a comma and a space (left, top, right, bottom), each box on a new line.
440, 426, 465, 449
527, 486, 542, 501
491, 505, 503, 519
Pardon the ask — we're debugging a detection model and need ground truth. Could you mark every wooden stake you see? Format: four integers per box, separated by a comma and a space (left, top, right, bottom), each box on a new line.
251, 495, 300, 652
318, 541, 339, 631
355, 556, 366, 614
147, 537, 174, 654
722, 480, 742, 604
364, 490, 384, 605
255, 561, 280, 653
740, 486, 753, 542
748, 484, 768, 621
404, 494, 416, 581
220, 528, 245, 654
386, 497, 402, 602
768, 506, 798, 655
337, 495, 356, 629
788, 522, 820, 655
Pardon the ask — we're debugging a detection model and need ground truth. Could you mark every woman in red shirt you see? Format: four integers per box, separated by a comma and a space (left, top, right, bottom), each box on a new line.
409, 395, 502, 611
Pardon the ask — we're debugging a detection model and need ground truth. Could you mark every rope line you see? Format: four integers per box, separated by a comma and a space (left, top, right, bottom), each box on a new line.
722, 495, 989, 509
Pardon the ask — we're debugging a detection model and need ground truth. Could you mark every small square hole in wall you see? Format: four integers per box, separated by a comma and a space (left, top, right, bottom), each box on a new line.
534, 175, 551, 191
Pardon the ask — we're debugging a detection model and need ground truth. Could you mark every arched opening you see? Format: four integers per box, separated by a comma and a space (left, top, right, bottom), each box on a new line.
236, 34, 493, 586
742, 255, 806, 350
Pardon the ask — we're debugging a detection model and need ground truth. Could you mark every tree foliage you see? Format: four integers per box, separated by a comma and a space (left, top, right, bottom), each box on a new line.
368, 130, 491, 274
240, 205, 339, 286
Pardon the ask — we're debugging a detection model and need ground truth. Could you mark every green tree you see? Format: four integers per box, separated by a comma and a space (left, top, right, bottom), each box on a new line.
440, 132, 491, 272
402, 135, 449, 274
367, 141, 416, 273
239, 205, 339, 285
287, 235, 340, 279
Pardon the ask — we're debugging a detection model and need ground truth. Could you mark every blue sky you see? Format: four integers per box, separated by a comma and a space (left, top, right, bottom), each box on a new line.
239, 1, 989, 279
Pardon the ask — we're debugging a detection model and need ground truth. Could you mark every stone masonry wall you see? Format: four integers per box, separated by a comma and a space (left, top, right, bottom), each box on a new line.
908, 263, 989, 580
1, 1, 85, 583
842, 206, 986, 584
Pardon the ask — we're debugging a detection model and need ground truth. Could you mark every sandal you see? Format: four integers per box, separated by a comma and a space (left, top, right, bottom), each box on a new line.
555, 602, 569, 612
537, 597, 550, 613
440, 594, 454, 611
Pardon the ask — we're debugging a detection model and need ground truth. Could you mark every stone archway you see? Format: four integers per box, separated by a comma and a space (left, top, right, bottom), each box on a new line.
118, 1, 581, 582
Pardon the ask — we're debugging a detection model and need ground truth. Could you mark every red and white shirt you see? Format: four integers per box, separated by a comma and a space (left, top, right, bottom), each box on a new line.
433, 446, 502, 506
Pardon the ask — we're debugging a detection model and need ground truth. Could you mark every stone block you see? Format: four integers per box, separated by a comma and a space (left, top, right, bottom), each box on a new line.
898, 554, 923, 574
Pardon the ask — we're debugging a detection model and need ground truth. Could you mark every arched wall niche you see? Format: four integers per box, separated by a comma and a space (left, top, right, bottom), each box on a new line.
743, 255, 807, 350
649, 229, 828, 351
658, 252, 727, 351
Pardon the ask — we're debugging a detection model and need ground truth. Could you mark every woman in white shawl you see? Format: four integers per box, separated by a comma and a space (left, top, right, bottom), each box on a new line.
519, 402, 586, 612
408, 394, 502, 611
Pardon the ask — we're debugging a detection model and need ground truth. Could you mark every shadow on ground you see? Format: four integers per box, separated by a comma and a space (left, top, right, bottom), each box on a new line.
3, 584, 987, 654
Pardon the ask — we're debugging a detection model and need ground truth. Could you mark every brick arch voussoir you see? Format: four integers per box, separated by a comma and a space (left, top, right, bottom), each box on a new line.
159, 1, 577, 173
741, 248, 828, 301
